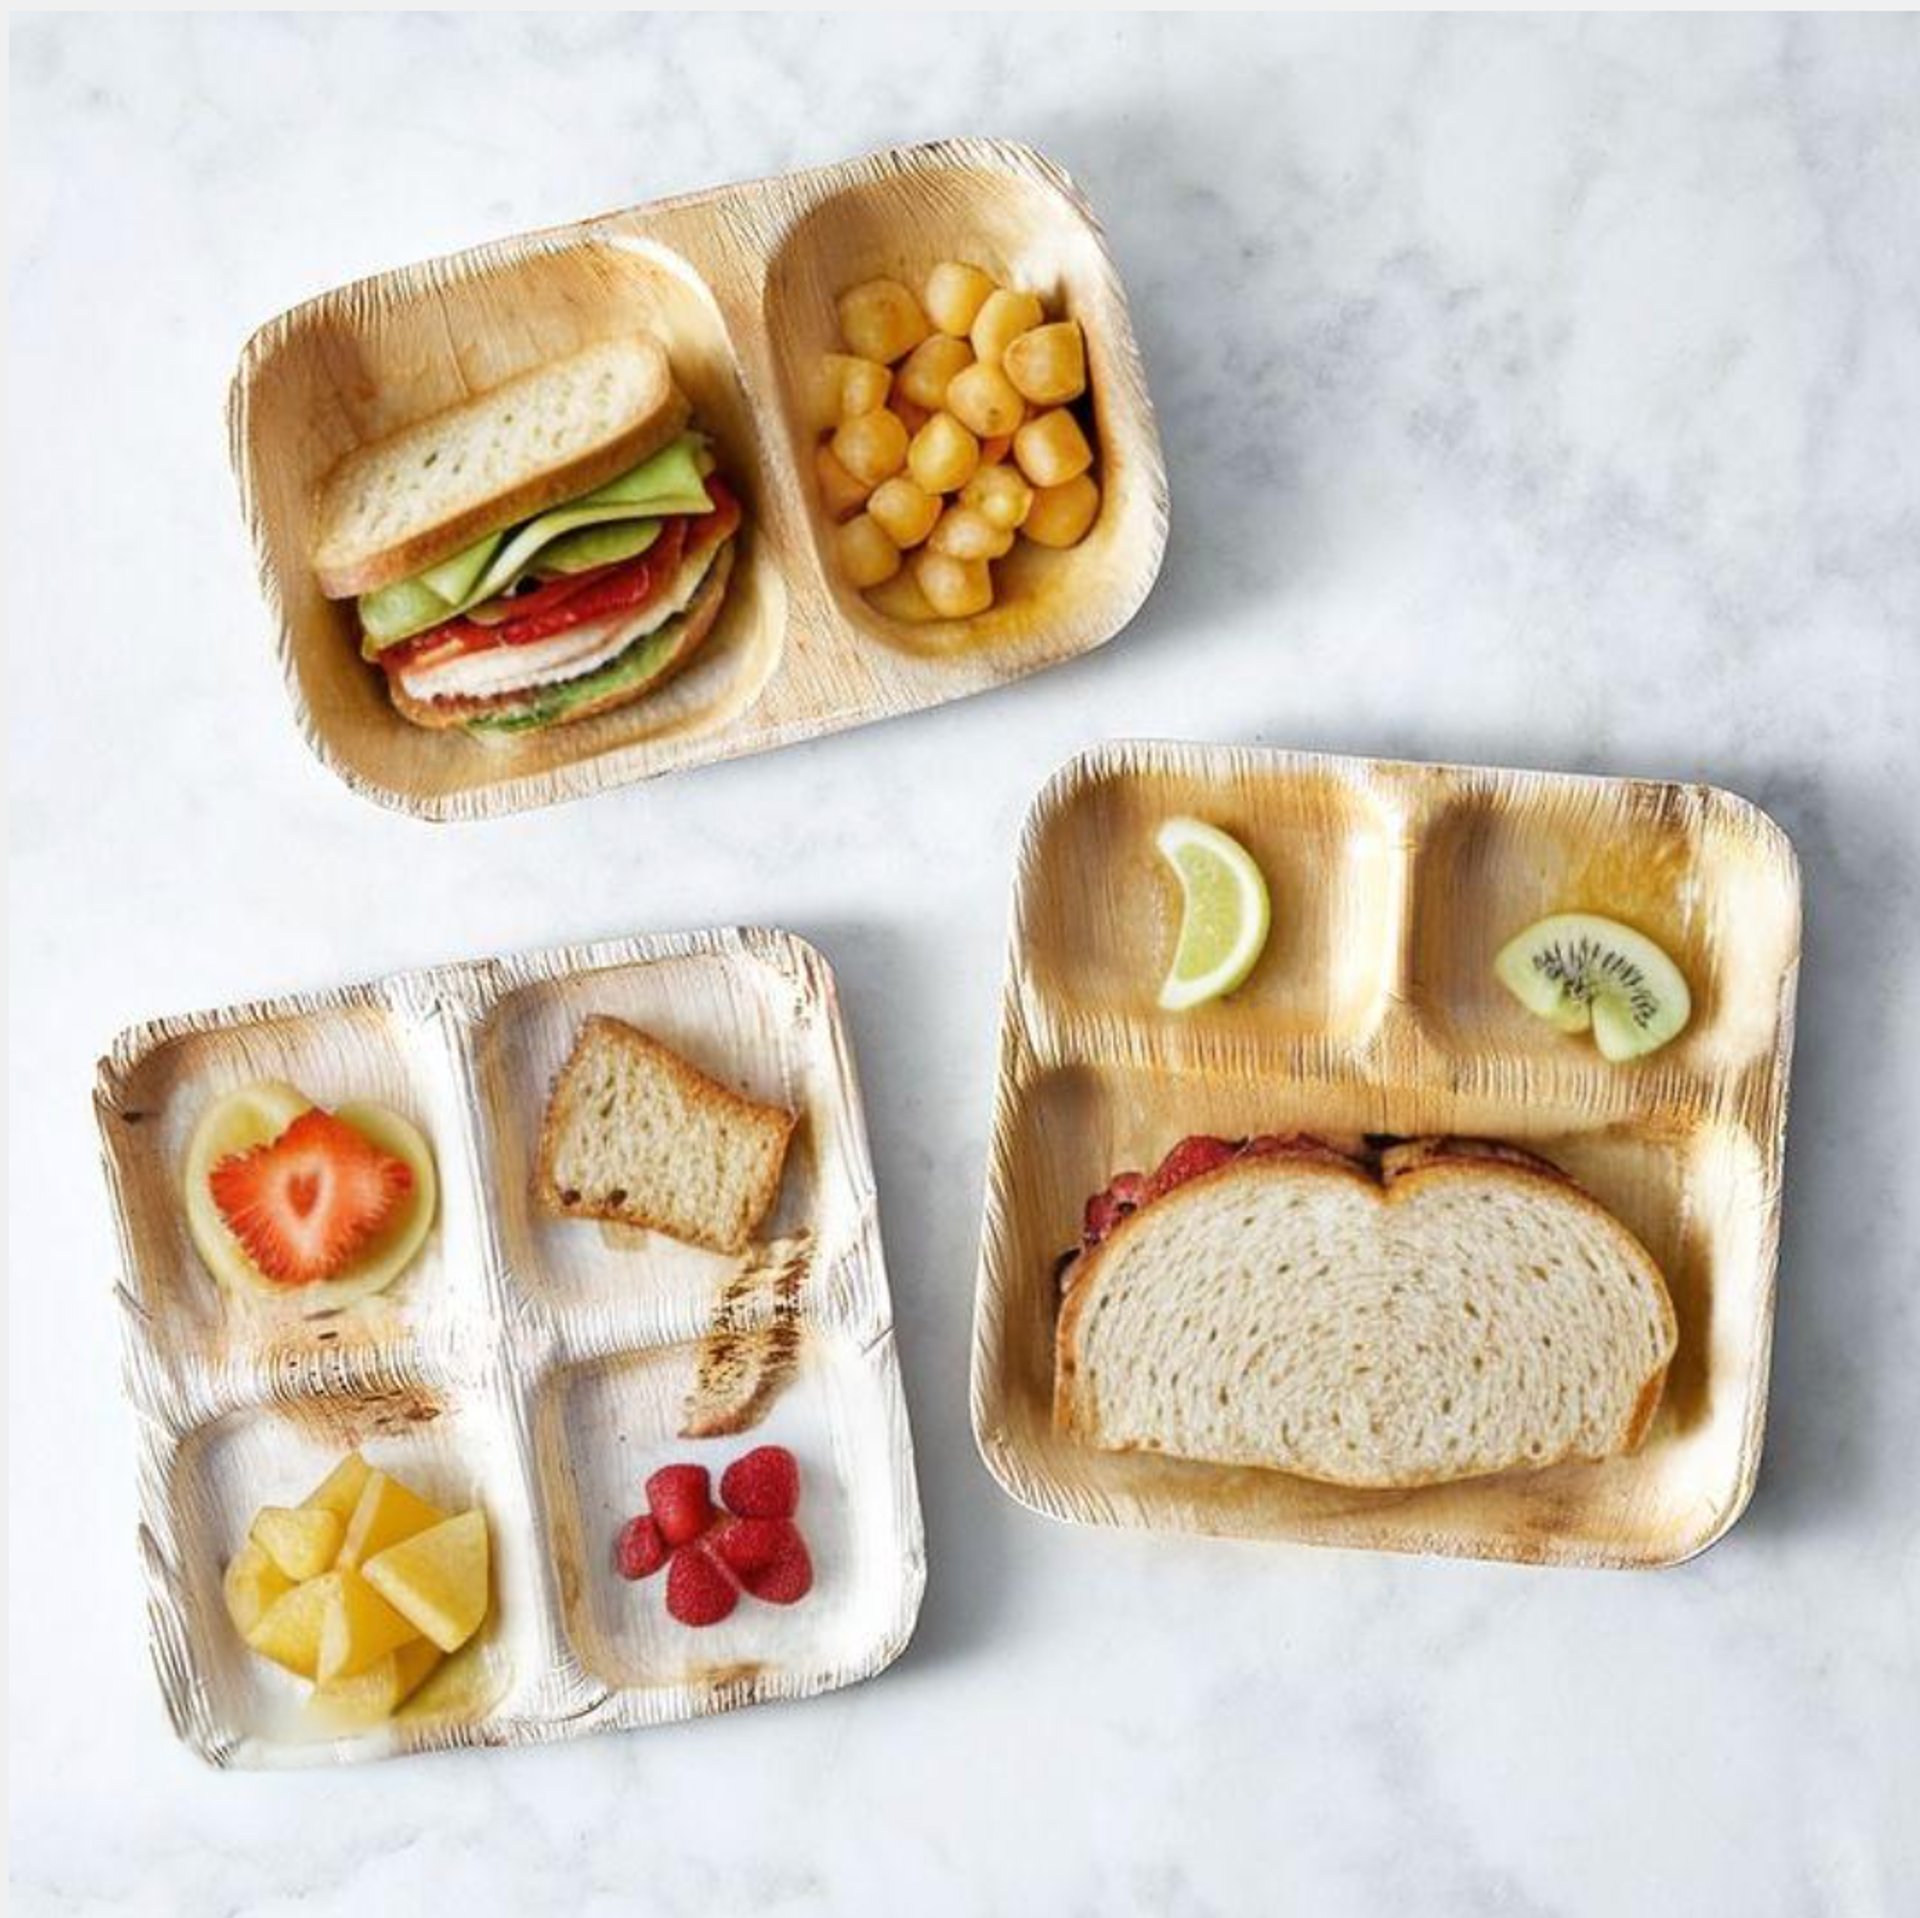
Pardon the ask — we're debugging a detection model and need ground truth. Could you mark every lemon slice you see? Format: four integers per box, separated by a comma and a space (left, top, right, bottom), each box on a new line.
1155, 817, 1272, 1010
183, 1082, 438, 1312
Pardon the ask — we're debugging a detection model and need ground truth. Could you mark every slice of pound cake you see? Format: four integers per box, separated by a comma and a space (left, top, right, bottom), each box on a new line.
536, 1016, 796, 1255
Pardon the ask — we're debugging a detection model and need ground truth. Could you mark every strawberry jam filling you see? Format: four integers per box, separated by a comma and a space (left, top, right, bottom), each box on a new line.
1059, 1133, 1366, 1290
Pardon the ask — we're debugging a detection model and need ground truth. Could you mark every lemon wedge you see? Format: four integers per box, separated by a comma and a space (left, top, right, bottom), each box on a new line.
1155, 817, 1272, 1010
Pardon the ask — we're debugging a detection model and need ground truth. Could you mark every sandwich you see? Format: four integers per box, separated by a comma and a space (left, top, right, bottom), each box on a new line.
1054, 1133, 1677, 1490
535, 1016, 796, 1256
310, 336, 742, 736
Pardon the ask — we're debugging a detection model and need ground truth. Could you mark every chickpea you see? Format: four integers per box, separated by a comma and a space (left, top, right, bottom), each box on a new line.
867, 476, 942, 549
835, 513, 902, 588
945, 361, 1026, 439
913, 547, 995, 618
825, 352, 892, 419
924, 261, 998, 338
831, 407, 910, 487
1022, 473, 1100, 549
961, 463, 1033, 532
890, 394, 933, 439
970, 287, 1045, 367
896, 334, 974, 412
1003, 320, 1086, 406
835, 278, 931, 365
929, 503, 1015, 561
1012, 407, 1093, 488
815, 441, 871, 522
863, 567, 939, 623
907, 411, 980, 495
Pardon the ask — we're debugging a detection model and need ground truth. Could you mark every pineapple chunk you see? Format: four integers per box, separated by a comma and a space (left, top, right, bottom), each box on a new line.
316, 1566, 420, 1684
251, 1505, 344, 1582
302, 1450, 372, 1523
363, 1510, 490, 1654
397, 1640, 494, 1724
339, 1469, 445, 1571
222, 1539, 294, 1639
309, 1637, 441, 1731
246, 1571, 340, 1678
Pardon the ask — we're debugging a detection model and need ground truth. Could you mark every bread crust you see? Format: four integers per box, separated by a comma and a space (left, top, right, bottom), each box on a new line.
1054, 1137, 1677, 1484
533, 1014, 796, 1255
383, 543, 734, 733
312, 341, 690, 598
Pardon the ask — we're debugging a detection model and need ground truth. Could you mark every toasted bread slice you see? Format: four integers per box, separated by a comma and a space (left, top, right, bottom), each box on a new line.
1055, 1140, 1676, 1489
536, 1017, 795, 1255
385, 543, 733, 733
311, 336, 690, 599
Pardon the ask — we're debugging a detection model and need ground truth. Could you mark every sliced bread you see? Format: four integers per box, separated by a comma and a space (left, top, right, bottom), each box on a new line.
311, 335, 690, 599
535, 1016, 795, 1255
1055, 1140, 1676, 1489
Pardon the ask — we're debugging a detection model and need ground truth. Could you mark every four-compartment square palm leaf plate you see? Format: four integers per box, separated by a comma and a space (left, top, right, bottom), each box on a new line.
97, 927, 924, 1766
971, 742, 1801, 1569
229, 139, 1167, 818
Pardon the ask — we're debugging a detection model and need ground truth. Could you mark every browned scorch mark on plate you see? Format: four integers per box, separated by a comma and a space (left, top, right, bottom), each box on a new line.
679, 1233, 812, 1439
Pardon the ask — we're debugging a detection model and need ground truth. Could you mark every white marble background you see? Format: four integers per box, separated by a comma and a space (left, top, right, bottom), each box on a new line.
10, 13, 1919, 1916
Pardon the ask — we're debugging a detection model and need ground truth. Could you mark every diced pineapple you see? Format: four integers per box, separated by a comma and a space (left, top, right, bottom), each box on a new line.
301, 1450, 372, 1523
251, 1504, 344, 1582
222, 1539, 294, 1640
308, 1637, 441, 1732
339, 1470, 445, 1571
246, 1571, 339, 1678
396, 1641, 493, 1724
316, 1566, 420, 1685
363, 1510, 490, 1654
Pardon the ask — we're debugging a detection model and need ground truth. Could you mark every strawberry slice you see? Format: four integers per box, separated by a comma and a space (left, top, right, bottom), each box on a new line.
207, 1108, 413, 1286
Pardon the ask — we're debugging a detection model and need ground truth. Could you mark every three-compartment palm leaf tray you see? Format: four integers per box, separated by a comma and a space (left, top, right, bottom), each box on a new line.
971, 742, 1801, 1569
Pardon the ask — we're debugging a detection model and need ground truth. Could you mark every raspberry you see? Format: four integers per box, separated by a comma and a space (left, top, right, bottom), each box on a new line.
665, 1539, 739, 1627
645, 1463, 714, 1546
719, 1445, 800, 1520
709, 1515, 788, 1578
614, 1513, 668, 1581
738, 1523, 812, 1606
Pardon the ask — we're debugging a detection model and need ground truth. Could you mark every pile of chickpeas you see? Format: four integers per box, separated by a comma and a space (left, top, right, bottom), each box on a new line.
813, 262, 1101, 620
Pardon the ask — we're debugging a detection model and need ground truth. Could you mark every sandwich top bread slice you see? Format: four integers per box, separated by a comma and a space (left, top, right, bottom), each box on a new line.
535, 1017, 796, 1256
312, 336, 690, 600
1055, 1135, 1677, 1490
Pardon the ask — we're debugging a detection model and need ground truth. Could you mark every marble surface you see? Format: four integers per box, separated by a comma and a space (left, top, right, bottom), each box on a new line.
10, 13, 1919, 1915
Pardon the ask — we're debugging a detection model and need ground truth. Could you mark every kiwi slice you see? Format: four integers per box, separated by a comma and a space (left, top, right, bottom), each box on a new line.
1493, 913, 1692, 1061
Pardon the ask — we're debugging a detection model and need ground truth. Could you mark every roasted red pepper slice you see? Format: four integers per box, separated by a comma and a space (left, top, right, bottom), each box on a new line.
464, 561, 625, 629
377, 477, 742, 677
